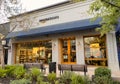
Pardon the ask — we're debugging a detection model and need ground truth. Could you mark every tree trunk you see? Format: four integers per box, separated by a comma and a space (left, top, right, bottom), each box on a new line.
0, 42, 5, 69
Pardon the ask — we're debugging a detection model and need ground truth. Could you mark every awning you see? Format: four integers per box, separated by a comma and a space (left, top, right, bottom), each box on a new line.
116, 21, 120, 32
6, 18, 101, 38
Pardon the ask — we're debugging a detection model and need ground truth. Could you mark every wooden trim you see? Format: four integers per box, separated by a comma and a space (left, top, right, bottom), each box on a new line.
85, 58, 107, 61
83, 35, 108, 66
83, 34, 100, 38
60, 40, 63, 63
13, 39, 51, 44
68, 40, 71, 62
60, 38, 76, 64
61, 62, 76, 64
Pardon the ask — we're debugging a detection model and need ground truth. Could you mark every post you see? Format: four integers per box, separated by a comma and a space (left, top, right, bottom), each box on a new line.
0, 39, 6, 69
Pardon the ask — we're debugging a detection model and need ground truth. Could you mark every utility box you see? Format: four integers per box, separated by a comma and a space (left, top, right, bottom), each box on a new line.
49, 62, 56, 73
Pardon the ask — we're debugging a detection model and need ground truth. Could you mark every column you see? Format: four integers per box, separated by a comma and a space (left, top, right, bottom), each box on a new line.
52, 39, 59, 63
7, 39, 13, 65
106, 32, 119, 71
7, 39, 16, 65
76, 36, 85, 64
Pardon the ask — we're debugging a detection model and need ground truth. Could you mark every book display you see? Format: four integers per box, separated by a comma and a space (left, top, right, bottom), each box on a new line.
15, 41, 52, 64
84, 36, 107, 66
61, 38, 76, 63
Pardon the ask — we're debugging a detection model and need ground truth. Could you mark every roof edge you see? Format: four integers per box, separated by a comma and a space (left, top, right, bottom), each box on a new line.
9, 0, 71, 19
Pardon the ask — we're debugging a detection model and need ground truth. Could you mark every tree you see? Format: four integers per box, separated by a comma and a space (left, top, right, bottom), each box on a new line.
0, 0, 28, 68
73, 0, 120, 36
89, 0, 120, 36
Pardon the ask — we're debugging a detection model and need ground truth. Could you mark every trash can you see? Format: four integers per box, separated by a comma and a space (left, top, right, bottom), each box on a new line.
49, 62, 56, 73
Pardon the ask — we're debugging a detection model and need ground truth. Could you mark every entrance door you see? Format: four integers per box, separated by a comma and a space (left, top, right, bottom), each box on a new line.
60, 38, 76, 64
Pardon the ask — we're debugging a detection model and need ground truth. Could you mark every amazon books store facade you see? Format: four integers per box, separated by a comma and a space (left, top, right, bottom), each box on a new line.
7, 1, 120, 71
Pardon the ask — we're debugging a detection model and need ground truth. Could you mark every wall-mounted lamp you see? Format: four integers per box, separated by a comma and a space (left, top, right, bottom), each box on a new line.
2, 39, 11, 49
78, 41, 81, 46
2, 39, 6, 46
4, 46, 11, 49
53, 43, 56, 47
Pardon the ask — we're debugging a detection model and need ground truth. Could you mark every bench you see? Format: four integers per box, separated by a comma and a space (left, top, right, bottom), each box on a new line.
58, 64, 87, 76
23, 63, 46, 73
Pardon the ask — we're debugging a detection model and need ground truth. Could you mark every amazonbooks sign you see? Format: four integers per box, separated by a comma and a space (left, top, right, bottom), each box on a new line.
39, 16, 59, 23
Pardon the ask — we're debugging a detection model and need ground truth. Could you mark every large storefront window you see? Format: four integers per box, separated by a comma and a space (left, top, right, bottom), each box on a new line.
15, 40, 52, 64
60, 38, 76, 64
84, 36, 107, 66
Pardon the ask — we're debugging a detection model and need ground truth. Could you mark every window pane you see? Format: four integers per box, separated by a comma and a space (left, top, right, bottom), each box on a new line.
61, 38, 76, 63
62, 40, 68, 62
70, 39, 76, 62
15, 40, 52, 64
84, 36, 107, 66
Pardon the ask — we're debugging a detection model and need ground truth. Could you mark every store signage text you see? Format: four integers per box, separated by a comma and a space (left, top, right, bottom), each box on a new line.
39, 16, 59, 23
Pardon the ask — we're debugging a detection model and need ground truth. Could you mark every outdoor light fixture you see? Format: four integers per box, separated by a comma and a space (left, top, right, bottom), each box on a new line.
1, 39, 6, 46
1, 39, 10, 49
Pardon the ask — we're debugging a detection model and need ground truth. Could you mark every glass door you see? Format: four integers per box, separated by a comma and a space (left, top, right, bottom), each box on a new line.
61, 38, 76, 64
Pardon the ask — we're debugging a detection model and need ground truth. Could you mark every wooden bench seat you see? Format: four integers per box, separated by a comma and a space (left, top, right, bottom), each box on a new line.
58, 64, 87, 76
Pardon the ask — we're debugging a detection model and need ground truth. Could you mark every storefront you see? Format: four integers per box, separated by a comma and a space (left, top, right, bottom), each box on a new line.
116, 32, 120, 66
15, 40, 52, 64
7, 1, 119, 71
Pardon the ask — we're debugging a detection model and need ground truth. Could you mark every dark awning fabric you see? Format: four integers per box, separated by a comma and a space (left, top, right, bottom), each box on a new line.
116, 21, 120, 32
6, 18, 101, 38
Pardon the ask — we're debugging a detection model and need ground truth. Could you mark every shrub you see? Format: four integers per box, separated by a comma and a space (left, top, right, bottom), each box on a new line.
30, 67, 41, 80
93, 76, 114, 84
47, 72, 57, 84
36, 75, 44, 84
12, 65, 26, 79
47, 72, 56, 82
0, 65, 18, 78
24, 72, 32, 81
60, 71, 74, 83
0, 68, 7, 78
71, 73, 90, 84
95, 67, 111, 78
5, 65, 16, 77
36, 75, 49, 84
71, 73, 84, 84
10, 78, 31, 84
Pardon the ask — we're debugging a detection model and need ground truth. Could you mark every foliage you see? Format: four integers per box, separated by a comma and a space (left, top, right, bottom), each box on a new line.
0, 0, 23, 22
47, 72, 56, 82
0, 0, 24, 69
93, 76, 119, 84
95, 67, 111, 78
72, 0, 85, 3
71, 73, 90, 84
89, 0, 120, 36
0, 68, 7, 78
10, 78, 31, 84
12, 65, 26, 79
36, 76, 49, 84
5, 65, 16, 77
60, 71, 74, 83
24, 72, 32, 81
71, 73, 85, 84
30, 67, 41, 80
36, 75, 44, 84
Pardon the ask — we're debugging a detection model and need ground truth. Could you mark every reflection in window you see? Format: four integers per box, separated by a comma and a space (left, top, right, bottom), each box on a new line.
61, 38, 76, 63
84, 36, 107, 66
15, 40, 52, 64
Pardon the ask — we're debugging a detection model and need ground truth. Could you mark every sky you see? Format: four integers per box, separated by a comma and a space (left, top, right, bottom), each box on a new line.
21, 0, 68, 12
0, 0, 68, 24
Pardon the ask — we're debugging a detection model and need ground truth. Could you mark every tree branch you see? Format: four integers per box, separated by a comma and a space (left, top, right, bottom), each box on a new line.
101, 0, 120, 9
4, 24, 17, 38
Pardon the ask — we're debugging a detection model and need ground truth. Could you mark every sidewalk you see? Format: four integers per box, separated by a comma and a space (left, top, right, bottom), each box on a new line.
44, 65, 120, 81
